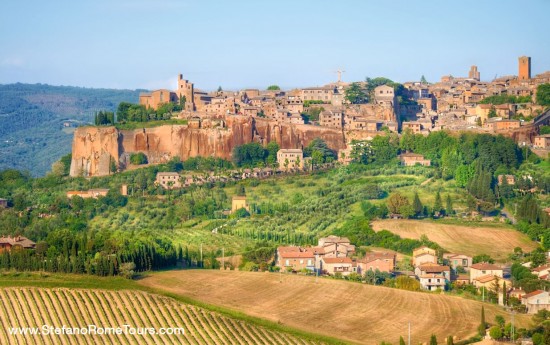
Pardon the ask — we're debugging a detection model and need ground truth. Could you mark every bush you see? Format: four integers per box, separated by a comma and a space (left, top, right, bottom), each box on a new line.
130, 152, 148, 165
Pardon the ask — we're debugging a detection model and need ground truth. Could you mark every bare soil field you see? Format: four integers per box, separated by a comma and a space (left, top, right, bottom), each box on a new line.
372, 219, 537, 261
139, 270, 530, 345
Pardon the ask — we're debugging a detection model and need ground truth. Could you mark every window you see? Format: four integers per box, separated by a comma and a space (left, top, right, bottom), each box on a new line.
300, 260, 303, 264
285, 259, 289, 266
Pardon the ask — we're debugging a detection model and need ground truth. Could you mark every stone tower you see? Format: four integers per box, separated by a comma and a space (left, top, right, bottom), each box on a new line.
468, 65, 480, 81
177, 74, 195, 111
518, 56, 531, 80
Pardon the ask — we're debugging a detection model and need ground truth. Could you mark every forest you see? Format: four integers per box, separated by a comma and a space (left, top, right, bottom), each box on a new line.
0, 83, 141, 175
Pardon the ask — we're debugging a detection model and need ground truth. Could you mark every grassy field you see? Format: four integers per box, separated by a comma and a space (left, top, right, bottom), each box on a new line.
372, 219, 538, 261
138, 270, 531, 345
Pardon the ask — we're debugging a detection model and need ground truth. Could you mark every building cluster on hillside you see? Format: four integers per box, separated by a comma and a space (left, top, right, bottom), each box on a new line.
276, 240, 550, 314
0, 235, 36, 252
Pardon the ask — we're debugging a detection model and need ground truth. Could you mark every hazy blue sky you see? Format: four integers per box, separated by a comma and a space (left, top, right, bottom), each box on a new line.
1, 0, 548, 91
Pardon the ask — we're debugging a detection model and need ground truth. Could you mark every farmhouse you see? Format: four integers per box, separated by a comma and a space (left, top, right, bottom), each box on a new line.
533, 134, 550, 149
231, 196, 249, 213
318, 236, 355, 258
66, 189, 109, 199
276, 246, 316, 271
399, 153, 431, 167
521, 290, 550, 314
412, 246, 437, 266
320, 257, 354, 276
497, 174, 516, 185
277, 149, 303, 170
469, 263, 503, 284
356, 252, 396, 274
155, 172, 181, 189
419, 274, 447, 291
531, 264, 550, 278
0, 236, 36, 253
443, 253, 473, 271
415, 264, 451, 281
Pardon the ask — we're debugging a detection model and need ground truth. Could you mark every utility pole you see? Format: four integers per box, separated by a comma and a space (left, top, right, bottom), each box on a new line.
482, 286, 485, 302
408, 322, 411, 345
511, 309, 515, 341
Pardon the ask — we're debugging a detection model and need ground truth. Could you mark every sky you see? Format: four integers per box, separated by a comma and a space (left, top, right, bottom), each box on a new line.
1, 0, 549, 91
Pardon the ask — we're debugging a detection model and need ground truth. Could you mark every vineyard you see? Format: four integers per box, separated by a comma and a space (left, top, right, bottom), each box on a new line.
0, 287, 330, 345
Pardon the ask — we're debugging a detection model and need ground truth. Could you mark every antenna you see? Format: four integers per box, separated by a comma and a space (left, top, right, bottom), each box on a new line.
334, 69, 346, 83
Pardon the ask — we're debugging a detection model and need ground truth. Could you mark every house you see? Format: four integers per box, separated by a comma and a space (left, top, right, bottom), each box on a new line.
0, 236, 36, 253
497, 175, 516, 185
320, 257, 354, 276
276, 246, 316, 271
318, 236, 355, 258
419, 274, 447, 291
374, 85, 395, 107
469, 263, 503, 284
0, 198, 7, 208
66, 189, 109, 199
155, 172, 181, 189
412, 246, 437, 266
472, 274, 509, 291
415, 264, 451, 281
399, 153, 431, 167
521, 290, 550, 314
356, 252, 396, 274
531, 264, 550, 278
443, 253, 473, 271
508, 288, 527, 301
319, 110, 344, 128
453, 274, 470, 286
533, 134, 550, 149
402, 121, 422, 134
277, 149, 303, 170
231, 196, 249, 213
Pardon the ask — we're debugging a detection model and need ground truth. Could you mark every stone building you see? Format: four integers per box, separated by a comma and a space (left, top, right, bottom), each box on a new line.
277, 149, 303, 170
139, 89, 178, 110
155, 172, 181, 189
519, 56, 531, 81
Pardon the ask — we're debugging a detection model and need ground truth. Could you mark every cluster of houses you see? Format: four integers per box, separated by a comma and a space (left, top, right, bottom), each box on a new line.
276, 240, 550, 314
154, 149, 310, 190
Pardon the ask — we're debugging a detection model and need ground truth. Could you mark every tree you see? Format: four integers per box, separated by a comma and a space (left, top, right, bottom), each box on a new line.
429, 334, 437, 345
217, 86, 223, 92
387, 192, 410, 214
478, 306, 486, 336
445, 194, 453, 216
536, 83, 550, 106
344, 82, 368, 104
489, 326, 502, 340
488, 106, 497, 118
446, 336, 453, 345
420, 75, 428, 84
434, 191, 443, 215
267, 85, 280, 90
399, 336, 406, 345
130, 152, 148, 165
236, 185, 246, 196
119, 262, 136, 279
412, 192, 423, 218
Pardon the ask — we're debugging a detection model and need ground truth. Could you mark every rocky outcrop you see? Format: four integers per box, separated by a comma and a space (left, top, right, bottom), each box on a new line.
70, 116, 353, 177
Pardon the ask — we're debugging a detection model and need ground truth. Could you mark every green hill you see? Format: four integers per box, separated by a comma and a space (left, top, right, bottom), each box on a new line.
0, 83, 142, 176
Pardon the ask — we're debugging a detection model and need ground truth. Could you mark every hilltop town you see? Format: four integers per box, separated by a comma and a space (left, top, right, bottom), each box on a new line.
69, 55, 550, 178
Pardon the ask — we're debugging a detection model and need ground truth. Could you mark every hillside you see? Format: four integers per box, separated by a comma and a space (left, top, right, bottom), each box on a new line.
139, 270, 531, 345
0, 83, 141, 176
371, 219, 538, 262
0, 286, 328, 345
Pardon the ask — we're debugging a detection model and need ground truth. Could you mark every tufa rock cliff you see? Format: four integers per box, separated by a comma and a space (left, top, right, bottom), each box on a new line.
70, 116, 360, 177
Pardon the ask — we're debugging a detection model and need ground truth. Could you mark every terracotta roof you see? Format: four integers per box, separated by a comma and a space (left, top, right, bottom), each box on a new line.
0, 236, 36, 249
322, 257, 352, 264
455, 274, 470, 281
523, 290, 547, 299
531, 264, 550, 273
279, 251, 314, 259
419, 264, 450, 273
471, 263, 501, 271
360, 252, 395, 264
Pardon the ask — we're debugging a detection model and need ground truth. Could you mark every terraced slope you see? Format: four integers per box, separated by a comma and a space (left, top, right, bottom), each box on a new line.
0, 287, 326, 345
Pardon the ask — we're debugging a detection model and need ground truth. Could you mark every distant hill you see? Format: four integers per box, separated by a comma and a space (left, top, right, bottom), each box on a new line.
0, 83, 142, 176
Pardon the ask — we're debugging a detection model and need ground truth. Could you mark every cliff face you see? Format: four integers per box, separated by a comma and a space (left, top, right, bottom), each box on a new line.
70, 117, 348, 177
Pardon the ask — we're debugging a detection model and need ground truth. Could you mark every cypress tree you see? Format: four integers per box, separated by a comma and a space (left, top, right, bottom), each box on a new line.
478, 306, 486, 336
413, 192, 423, 218
430, 334, 437, 345
445, 194, 453, 216
399, 336, 406, 345
446, 336, 454, 345
434, 191, 443, 215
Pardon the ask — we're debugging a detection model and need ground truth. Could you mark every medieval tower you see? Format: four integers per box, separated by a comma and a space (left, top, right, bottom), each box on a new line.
518, 56, 531, 80
177, 74, 195, 111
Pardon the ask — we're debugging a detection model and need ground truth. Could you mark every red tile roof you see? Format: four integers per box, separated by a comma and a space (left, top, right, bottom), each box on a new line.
523, 290, 547, 299
471, 263, 501, 271
322, 257, 352, 264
